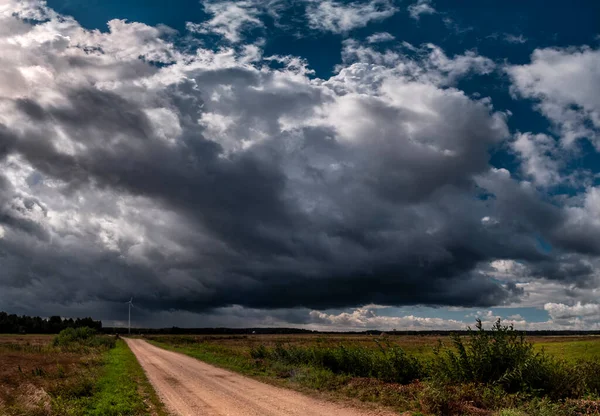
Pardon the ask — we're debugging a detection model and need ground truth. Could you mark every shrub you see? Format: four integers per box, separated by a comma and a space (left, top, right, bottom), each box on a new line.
53, 327, 115, 349
251, 342, 423, 384
431, 318, 583, 398
53, 327, 96, 346
575, 360, 600, 397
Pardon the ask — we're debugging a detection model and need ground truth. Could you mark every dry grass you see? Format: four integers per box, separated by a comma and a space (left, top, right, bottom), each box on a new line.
0, 334, 101, 415
0, 333, 165, 416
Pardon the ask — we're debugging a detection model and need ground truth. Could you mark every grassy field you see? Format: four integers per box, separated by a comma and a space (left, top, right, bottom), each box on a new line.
144, 333, 600, 362
4, 328, 599, 416
144, 326, 600, 416
532, 337, 600, 362
0, 330, 166, 416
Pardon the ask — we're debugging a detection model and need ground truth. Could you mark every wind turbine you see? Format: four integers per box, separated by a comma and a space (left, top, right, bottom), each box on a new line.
126, 297, 134, 335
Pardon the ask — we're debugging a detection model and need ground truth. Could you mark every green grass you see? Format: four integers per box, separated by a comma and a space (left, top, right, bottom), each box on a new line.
535, 339, 600, 362
52, 339, 167, 416
85, 339, 167, 416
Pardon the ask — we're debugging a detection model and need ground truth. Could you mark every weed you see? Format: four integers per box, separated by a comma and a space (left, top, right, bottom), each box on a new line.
56, 364, 65, 378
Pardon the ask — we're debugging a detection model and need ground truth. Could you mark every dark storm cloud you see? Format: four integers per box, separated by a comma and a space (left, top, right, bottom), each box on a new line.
0, 79, 555, 311
1, 1, 599, 325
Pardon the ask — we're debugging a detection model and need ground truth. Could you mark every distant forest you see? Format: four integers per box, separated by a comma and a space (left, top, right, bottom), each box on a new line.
0, 311, 102, 334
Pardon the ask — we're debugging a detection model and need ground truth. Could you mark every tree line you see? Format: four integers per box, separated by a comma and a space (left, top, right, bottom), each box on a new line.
0, 311, 102, 334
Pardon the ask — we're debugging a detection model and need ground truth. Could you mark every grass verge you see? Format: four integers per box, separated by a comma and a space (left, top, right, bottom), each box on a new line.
83, 339, 168, 416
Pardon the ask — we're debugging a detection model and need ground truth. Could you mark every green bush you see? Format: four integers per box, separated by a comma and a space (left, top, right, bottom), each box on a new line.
431, 318, 583, 398
575, 359, 600, 397
53, 327, 115, 349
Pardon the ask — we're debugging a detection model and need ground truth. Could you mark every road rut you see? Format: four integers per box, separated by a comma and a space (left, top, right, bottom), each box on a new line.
125, 338, 398, 416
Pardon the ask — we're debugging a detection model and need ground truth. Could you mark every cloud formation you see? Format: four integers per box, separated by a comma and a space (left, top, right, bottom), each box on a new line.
504, 34, 527, 44
366, 32, 395, 43
0, 0, 599, 329
511, 133, 561, 186
187, 1, 265, 43
305, 0, 398, 34
508, 47, 600, 147
408, 0, 436, 21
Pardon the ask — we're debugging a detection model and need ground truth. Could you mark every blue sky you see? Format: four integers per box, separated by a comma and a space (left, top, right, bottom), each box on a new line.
0, 0, 599, 330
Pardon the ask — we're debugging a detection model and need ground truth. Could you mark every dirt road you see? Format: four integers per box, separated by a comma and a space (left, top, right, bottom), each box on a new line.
125, 338, 398, 416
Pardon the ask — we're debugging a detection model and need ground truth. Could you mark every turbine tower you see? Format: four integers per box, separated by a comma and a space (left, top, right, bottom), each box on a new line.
126, 297, 134, 335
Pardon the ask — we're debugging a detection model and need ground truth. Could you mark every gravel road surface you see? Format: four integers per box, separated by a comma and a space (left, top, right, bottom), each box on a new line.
125, 338, 399, 416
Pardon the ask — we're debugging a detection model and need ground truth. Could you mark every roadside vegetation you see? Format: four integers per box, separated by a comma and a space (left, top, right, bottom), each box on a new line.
146, 320, 600, 416
0, 328, 165, 416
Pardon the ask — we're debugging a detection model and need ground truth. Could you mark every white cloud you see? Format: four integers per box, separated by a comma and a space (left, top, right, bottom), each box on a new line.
508, 47, 600, 147
366, 31, 395, 43
309, 307, 466, 330
305, 0, 398, 34
512, 132, 561, 186
187, 1, 264, 43
425, 43, 495, 82
504, 33, 527, 44
408, 0, 436, 20
308, 306, 600, 331
338, 41, 496, 86
545, 302, 600, 322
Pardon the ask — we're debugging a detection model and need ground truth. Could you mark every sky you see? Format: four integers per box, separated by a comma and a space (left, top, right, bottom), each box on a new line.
0, 0, 599, 331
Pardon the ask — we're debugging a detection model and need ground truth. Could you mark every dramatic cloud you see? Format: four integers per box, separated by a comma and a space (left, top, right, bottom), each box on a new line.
305, 0, 398, 34
0, 0, 599, 329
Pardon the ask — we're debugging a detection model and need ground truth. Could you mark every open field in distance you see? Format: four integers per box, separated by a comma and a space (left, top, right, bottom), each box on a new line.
143, 333, 600, 360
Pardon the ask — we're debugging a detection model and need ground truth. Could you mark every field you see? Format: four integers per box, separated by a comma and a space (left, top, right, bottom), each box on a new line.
3, 327, 600, 416
0, 331, 166, 416
144, 327, 600, 416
